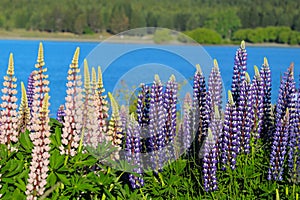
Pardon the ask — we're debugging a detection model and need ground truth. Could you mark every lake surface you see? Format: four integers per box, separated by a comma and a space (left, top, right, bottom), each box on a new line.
0, 39, 299, 116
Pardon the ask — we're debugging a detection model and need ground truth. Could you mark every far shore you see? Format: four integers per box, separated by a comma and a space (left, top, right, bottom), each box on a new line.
0, 29, 299, 48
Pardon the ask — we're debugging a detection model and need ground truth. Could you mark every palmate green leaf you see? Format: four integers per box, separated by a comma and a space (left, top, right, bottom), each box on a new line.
0, 144, 8, 161
56, 173, 70, 186
1, 159, 24, 177
55, 126, 62, 146
47, 172, 57, 186
50, 149, 65, 170
19, 130, 33, 153
14, 177, 26, 192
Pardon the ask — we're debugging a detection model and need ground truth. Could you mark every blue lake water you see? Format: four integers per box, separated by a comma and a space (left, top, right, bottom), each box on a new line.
0, 39, 299, 116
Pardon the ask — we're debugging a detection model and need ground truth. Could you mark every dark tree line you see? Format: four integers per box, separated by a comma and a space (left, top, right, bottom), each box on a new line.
1, 0, 300, 40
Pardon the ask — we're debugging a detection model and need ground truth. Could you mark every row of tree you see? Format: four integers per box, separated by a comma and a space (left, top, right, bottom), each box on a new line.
1, 0, 300, 42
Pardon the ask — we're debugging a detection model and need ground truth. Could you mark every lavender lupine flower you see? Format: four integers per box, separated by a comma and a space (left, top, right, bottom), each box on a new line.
56, 105, 65, 124
203, 128, 218, 192
237, 73, 253, 154
26, 71, 35, 112
18, 82, 31, 133
25, 94, 51, 199
220, 91, 239, 170
193, 64, 209, 144
148, 75, 166, 172
107, 92, 123, 160
207, 59, 223, 119
177, 93, 192, 155
60, 48, 82, 156
231, 40, 247, 103
251, 66, 264, 139
126, 114, 144, 189
260, 57, 273, 140
0, 54, 19, 149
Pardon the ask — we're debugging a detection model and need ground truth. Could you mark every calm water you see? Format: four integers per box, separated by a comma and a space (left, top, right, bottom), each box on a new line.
0, 39, 299, 116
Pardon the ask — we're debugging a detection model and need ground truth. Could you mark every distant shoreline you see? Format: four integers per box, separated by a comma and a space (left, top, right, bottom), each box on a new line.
0, 29, 299, 48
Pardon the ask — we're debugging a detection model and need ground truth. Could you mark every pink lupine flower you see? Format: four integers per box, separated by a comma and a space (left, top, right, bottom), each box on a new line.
60, 48, 83, 156
0, 53, 19, 149
26, 94, 51, 199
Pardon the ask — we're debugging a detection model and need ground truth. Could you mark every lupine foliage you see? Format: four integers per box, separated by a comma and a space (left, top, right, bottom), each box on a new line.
0, 41, 299, 199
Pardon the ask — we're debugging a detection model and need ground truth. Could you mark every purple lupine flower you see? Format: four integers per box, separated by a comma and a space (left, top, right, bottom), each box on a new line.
177, 93, 192, 154
237, 73, 253, 154
148, 75, 166, 172
193, 64, 209, 144
206, 106, 222, 160
60, 48, 82, 156
163, 75, 178, 145
207, 59, 223, 119
260, 57, 273, 140
163, 75, 178, 161
231, 40, 247, 103
251, 66, 264, 139
268, 109, 289, 181
56, 105, 65, 124
0, 54, 19, 150
203, 128, 218, 192
126, 114, 144, 189
136, 83, 150, 153
220, 91, 239, 170
268, 64, 296, 181
136, 83, 150, 128
284, 64, 299, 183
25, 94, 51, 199
26, 71, 35, 112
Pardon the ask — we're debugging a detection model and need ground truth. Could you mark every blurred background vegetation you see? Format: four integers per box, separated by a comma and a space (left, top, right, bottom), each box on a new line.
1, 0, 300, 44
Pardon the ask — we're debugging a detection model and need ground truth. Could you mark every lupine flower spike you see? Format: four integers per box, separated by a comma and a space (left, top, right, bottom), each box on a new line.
177, 93, 192, 155
26, 72, 35, 112
126, 113, 144, 189
148, 74, 166, 172
231, 40, 247, 103
268, 109, 290, 181
251, 65, 264, 138
82, 60, 99, 148
203, 128, 218, 192
207, 59, 223, 119
18, 82, 31, 133
26, 94, 51, 199
107, 92, 123, 160
220, 90, 239, 170
56, 105, 65, 124
260, 57, 273, 140
0, 53, 19, 149
60, 47, 82, 156
30, 42, 50, 135
237, 72, 253, 154
192, 64, 209, 145
268, 64, 296, 181
94, 66, 109, 142
163, 75, 178, 160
